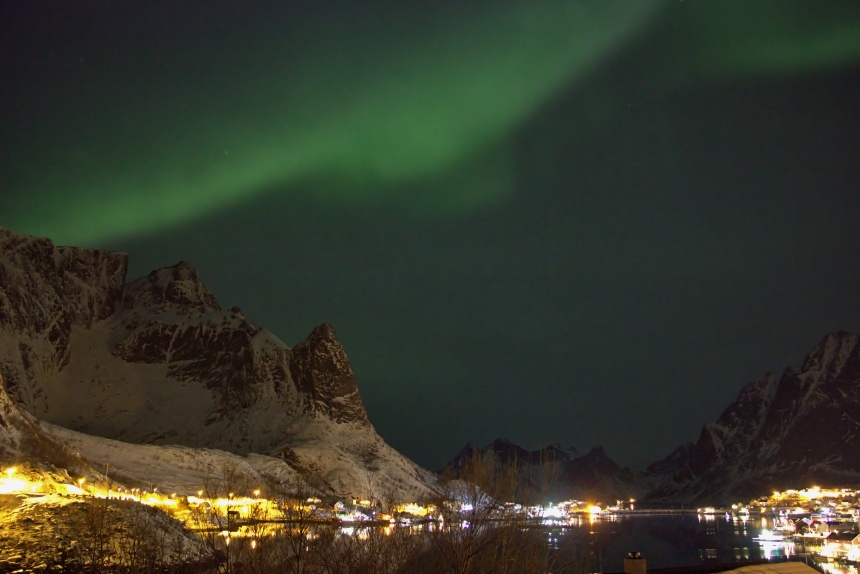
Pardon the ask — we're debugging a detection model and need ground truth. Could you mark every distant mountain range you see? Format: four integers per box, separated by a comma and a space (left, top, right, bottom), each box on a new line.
443, 333, 860, 505
3, 225, 860, 505
0, 226, 436, 499
442, 438, 638, 503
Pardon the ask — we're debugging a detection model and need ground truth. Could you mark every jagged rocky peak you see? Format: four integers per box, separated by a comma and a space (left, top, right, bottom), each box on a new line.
0, 227, 128, 330
289, 324, 369, 425
644, 330, 860, 504
123, 260, 221, 316
800, 331, 860, 378
0, 226, 437, 498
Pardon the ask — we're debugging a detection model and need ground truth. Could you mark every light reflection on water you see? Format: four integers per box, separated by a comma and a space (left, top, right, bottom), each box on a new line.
562, 513, 854, 573
222, 513, 858, 574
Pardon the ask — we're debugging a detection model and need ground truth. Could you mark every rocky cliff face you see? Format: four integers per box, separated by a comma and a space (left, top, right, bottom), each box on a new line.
443, 438, 639, 503
0, 228, 127, 411
644, 332, 860, 504
289, 324, 369, 425
0, 227, 435, 499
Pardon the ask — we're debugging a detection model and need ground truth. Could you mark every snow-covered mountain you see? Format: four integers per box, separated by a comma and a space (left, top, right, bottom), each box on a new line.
643, 332, 860, 504
443, 438, 640, 503
445, 332, 860, 505
0, 227, 436, 500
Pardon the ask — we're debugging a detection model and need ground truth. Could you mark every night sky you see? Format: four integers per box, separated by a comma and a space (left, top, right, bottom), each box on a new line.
3, 1, 860, 471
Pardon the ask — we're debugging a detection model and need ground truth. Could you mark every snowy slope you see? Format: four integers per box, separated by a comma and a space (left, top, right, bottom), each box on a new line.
644, 332, 860, 504
39, 420, 303, 497
0, 226, 437, 500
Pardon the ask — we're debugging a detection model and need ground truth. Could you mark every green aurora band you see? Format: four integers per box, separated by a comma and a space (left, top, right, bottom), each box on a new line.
4, 0, 860, 245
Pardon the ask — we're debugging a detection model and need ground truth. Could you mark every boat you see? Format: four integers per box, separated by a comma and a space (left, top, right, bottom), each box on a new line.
754, 530, 786, 542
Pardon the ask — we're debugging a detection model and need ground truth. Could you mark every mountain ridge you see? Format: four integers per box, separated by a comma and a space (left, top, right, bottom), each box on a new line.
4, 226, 860, 504
643, 331, 860, 504
0, 226, 435, 499
444, 331, 860, 505
442, 438, 640, 503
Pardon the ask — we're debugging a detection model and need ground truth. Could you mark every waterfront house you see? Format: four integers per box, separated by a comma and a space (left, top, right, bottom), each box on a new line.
805, 520, 832, 535
822, 530, 860, 561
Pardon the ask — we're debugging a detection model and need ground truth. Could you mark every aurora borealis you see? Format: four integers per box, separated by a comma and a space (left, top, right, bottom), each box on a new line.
3, 0, 860, 470
3, 0, 662, 245
5, 1, 860, 245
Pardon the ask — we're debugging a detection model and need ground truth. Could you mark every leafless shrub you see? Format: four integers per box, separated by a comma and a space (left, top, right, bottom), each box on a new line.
70, 494, 117, 573
413, 449, 585, 574
314, 525, 422, 574
65, 494, 201, 574
35, 454, 595, 574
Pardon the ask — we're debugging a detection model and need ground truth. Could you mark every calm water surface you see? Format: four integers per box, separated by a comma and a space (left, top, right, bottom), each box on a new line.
564, 514, 841, 573
230, 513, 855, 574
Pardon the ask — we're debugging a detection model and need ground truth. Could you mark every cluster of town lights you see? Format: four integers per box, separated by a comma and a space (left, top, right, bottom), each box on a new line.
0, 467, 36, 495
1, 464, 634, 542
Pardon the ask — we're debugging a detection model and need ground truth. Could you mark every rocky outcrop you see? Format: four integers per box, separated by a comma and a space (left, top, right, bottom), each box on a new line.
443, 438, 572, 473
289, 324, 369, 425
0, 228, 127, 410
644, 332, 860, 504
0, 226, 436, 499
110, 260, 295, 416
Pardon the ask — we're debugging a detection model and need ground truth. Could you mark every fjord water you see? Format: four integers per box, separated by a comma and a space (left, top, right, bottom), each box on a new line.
224, 513, 855, 574
566, 514, 796, 572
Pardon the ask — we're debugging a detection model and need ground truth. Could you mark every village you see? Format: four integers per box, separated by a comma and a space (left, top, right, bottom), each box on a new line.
8, 460, 860, 571
0, 463, 616, 543
697, 487, 860, 564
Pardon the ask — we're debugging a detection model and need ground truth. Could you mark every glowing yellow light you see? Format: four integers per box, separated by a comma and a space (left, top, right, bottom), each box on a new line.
0, 478, 29, 494
64, 483, 86, 495
6, 467, 15, 478
588, 505, 602, 514
395, 503, 429, 516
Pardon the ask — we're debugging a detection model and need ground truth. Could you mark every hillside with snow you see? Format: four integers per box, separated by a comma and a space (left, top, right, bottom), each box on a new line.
0, 226, 437, 501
